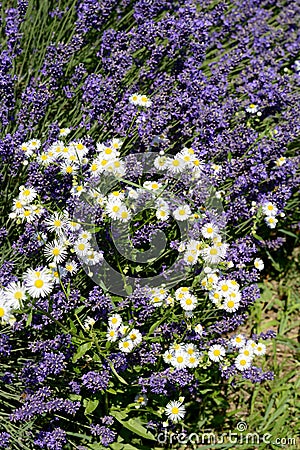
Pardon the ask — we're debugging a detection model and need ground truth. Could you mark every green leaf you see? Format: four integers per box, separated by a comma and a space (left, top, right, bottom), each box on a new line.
84, 398, 99, 415
26, 310, 32, 327
72, 342, 92, 363
108, 361, 128, 385
110, 443, 140, 450
111, 412, 155, 441
278, 228, 299, 240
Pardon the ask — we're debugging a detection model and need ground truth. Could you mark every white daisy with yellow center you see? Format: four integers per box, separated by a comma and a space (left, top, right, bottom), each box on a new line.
165, 400, 186, 422
208, 344, 226, 362
23, 268, 54, 298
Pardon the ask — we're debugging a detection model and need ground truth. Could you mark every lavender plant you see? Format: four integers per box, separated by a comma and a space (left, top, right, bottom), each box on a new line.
0, 0, 299, 449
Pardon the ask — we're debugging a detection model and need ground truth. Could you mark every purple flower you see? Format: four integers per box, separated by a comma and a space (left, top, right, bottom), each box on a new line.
81, 370, 111, 393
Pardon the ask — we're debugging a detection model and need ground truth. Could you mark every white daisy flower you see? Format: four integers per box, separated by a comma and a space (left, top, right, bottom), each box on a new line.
129, 93, 140, 105
165, 400, 186, 422
171, 350, 189, 369
173, 204, 192, 221
4, 282, 27, 308
183, 250, 199, 265
60, 162, 78, 175
262, 202, 278, 217
119, 339, 134, 353
223, 297, 240, 313
106, 327, 118, 342
108, 314, 122, 329
235, 354, 252, 371
167, 157, 186, 174
128, 328, 142, 346
200, 245, 224, 264
230, 334, 246, 349
18, 186, 37, 204
59, 127, 71, 137
194, 324, 204, 335
83, 317, 96, 330
201, 222, 219, 239
180, 294, 198, 311
208, 344, 226, 362
74, 240, 91, 257
246, 103, 259, 114
45, 213, 67, 235
0, 302, 14, 324
174, 287, 190, 300
44, 240, 67, 264
186, 353, 200, 368
23, 268, 54, 298
163, 350, 174, 364
265, 216, 278, 228
154, 155, 170, 170
254, 258, 264, 271
253, 342, 266, 356
65, 260, 79, 275
239, 346, 254, 359
275, 156, 286, 167
138, 94, 152, 108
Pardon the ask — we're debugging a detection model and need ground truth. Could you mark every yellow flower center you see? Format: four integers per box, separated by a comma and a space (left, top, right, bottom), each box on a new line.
34, 279, 44, 289
171, 407, 179, 414
0, 307, 5, 317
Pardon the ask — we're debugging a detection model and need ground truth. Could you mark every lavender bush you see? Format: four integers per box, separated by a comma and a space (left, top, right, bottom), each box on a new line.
0, 0, 299, 449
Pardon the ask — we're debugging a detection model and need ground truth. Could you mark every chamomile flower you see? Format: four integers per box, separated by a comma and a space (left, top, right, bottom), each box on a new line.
171, 350, 189, 369
108, 314, 122, 329
65, 260, 79, 274
115, 205, 131, 222
154, 155, 169, 170
128, 328, 142, 346
262, 202, 278, 217
223, 297, 240, 313
105, 198, 123, 220
174, 286, 190, 301
254, 258, 264, 271
119, 339, 134, 353
180, 294, 198, 311
60, 162, 78, 175
253, 342, 266, 356
209, 290, 222, 305
27, 139, 41, 150
235, 354, 252, 371
208, 344, 226, 362
138, 94, 152, 107
239, 346, 254, 359
78, 230, 92, 242
163, 350, 174, 364
4, 282, 27, 308
83, 250, 103, 266
165, 400, 186, 423
18, 186, 37, 204
275, 156, 286, 167
186, 353, 201, 368
134, 394, 148, 407
23, 268, 54, 298
59, 127, 71, 137
201, 222, 219, 239
173, 204, 191, 221
183, 250, 199, 265
194, 324, 204, 335
143, 181, 162, 191
0, 302, 14, 324
20, 141, 34, 157
44, 240, 67, 264
230, 334, 246, 349
129, 93, 140, 105
167, 157, 185, 174
74, 239, 91, 257
156, 208, 170, 221
246, 103, 259, 114
45, 213, 67, 235
200, 245, 225, 264
265, 216, 278, 229
83, 317, 96, 330
106, 327, 118, 342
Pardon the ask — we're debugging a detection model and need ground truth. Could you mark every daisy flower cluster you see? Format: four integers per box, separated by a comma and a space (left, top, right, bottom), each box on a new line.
9, 185, 43, 223
106, 313, 142, 353
262, 201, 279, 229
